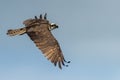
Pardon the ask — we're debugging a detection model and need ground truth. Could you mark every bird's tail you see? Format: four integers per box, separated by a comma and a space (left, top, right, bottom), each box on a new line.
7, 27, 26, 36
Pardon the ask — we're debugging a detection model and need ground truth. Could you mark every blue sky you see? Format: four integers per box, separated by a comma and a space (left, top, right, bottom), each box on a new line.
0, 0, 120, 80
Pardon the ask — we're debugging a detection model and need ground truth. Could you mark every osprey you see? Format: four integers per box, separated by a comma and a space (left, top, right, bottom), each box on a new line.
7, 13, 70, 69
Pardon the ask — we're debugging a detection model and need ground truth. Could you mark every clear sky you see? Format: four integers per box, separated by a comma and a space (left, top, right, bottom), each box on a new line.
0, 0, 120, 80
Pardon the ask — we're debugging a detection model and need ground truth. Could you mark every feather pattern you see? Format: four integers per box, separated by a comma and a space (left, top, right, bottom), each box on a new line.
7, 28, 26, 36
27, 25, 66, 69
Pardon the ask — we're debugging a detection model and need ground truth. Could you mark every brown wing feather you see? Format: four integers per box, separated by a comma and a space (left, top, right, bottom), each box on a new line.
27, 28, 65, 69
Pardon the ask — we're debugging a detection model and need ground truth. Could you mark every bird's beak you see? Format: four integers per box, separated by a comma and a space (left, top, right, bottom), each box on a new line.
56, 25, 58, 28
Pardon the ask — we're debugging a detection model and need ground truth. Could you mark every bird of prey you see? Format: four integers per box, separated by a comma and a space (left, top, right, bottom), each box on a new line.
7, 13, 70, 69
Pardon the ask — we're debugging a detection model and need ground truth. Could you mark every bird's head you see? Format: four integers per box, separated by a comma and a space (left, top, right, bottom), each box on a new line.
49, 23, 58, 30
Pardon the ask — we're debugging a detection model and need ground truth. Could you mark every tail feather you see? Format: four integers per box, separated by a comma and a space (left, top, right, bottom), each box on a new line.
7, 27, 26, 36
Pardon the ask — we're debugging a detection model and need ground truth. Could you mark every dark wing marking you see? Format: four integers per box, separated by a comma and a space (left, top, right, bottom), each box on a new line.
27, 28, 66, 69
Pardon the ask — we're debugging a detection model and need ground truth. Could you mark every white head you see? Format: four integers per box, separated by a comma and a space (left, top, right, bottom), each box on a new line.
49, 23, 58, 30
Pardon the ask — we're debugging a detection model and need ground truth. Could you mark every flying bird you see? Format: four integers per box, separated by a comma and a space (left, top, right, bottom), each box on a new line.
7, 13, 70, 69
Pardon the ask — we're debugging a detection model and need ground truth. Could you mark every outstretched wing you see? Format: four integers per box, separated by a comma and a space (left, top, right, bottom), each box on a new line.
27, 28, 66, 69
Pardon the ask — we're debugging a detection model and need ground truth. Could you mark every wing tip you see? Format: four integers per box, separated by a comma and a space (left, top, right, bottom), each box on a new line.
54, 58, 70, 69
